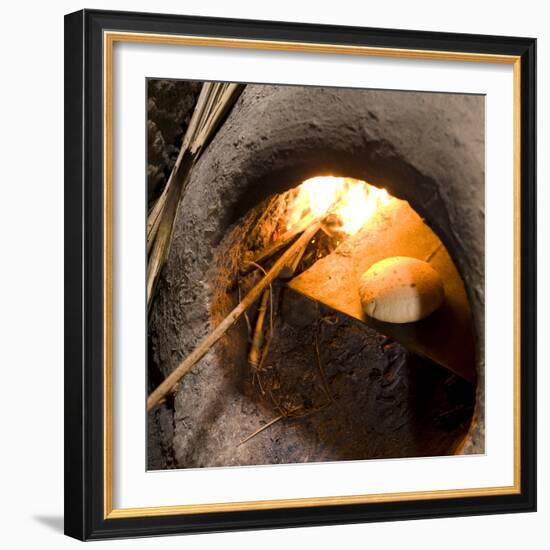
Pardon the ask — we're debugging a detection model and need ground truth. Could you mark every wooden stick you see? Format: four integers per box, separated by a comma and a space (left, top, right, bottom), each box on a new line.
256, 329, 273, 372
248, 288, 270, 369
237, 415, 283, 446
147, 219, 321, 412
278, 238, 309, 279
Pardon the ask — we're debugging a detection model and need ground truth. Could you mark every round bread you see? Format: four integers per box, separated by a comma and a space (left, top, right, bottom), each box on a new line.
358, 256, 444, 323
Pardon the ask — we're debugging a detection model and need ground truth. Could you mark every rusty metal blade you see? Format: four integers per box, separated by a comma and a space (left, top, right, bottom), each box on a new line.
288, 199, 476, 384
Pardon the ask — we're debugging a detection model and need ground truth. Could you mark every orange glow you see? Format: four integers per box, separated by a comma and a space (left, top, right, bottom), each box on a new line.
287, 176, 391, 235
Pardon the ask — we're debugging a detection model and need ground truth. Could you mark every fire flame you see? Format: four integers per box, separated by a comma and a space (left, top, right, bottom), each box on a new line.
287, 176, 391, 235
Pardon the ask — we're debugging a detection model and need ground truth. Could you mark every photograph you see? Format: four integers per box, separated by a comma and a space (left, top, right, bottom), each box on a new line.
62, 8, 536, 540
146, 80, 485, 470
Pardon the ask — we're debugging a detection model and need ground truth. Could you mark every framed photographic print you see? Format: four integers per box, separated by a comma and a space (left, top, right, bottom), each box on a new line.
64, 9, 537, 540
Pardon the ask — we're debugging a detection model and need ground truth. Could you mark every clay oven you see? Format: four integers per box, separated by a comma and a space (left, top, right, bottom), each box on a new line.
147, 83, 484, 469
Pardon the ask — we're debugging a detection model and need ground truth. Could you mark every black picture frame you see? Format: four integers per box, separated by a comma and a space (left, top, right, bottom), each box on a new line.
64, 8, 537, 541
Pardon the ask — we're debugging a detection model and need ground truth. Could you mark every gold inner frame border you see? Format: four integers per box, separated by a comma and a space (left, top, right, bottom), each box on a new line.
102, 30, 522, 519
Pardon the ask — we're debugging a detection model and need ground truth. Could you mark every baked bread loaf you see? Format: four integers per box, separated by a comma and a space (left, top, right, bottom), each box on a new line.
358, 256, 444, 323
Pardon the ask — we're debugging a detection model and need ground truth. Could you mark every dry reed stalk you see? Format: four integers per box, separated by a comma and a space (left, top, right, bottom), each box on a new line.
248, 288, 270, 369
147, 82, 244, 309
146, 153, 193, 304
